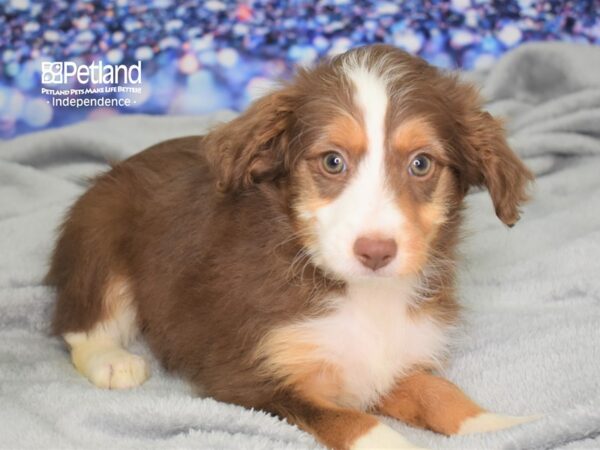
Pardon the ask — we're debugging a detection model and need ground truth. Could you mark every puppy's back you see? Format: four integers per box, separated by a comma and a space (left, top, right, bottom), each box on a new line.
47, 136, 208, 335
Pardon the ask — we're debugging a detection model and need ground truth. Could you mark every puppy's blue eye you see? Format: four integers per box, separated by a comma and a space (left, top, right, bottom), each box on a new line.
322, 152, 346, 174
409, 154, 432, 177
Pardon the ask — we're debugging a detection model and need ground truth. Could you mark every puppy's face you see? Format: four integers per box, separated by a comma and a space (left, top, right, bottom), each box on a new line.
205, 45, 533, 282
291, 66, 459, 280
293, 116, 451, 279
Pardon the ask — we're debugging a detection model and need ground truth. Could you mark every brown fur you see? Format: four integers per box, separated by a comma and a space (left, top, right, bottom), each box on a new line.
47, 45, 533, 449
268, 392, 380, 450
376, 372, 484, 435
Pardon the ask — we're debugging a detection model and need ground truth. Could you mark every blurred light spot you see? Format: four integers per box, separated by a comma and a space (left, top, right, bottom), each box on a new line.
135, 46, 154, 61
328, 37, 352, 56
76, 30, 95, 44
22, 98, 53, 127
10, 0, 30, 10
236, 4, 252, 21
23, 22, 40, 33
246, 76, 278, 101
288, 45, 318, 64
451, 30, 476, 48
179, 53, 199, 74
159, 36, 181, 50
217, 48, 239, 68
498, 24, 523, 47
430, 53, 454, 69
198, 50, 217, 66
394, 30, 424, 53
465, 9, 478, 27
106, 48, 124, 64
165, 19, 183, 32
123, 18, 142, 32
191, 35, 214, 52
204, 1, 226, 12
5, 62, 19, 77
451, 0, 471, 11
153, 0, 173, 7
112, 31, 125, 44
313, 35, 329, 51
176, 70, 226, 114
233, 23, 249, 35
376, 2, 399, 15
74, 16, 91, 30
1, 89, 25, 120
3, 50, 16, 63
134, 85, 152, 106
43, 30, 60, 43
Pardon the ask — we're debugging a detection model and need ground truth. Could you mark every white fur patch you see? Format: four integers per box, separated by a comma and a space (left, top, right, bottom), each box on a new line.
67, 339, 149, 390
457, 412, 539, 435
285, 278, 448, 410
63, 278, 149, 389
310, 63, 408, 279
352, 423, 428, 450
64, 301, 138, 349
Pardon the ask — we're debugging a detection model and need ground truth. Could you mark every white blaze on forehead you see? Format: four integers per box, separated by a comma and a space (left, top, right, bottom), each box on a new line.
344, 66, 403, 236
348, 66, 388, 162
309, 63, 407, 278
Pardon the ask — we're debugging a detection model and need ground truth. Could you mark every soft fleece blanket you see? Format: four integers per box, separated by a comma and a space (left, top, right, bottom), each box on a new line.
1, 42, 599, 450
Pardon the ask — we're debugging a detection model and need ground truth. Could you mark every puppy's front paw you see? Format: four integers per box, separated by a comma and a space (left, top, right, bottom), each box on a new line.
352, 423, 428, 449
457, 412, 540, 435
73, 346, 150, 390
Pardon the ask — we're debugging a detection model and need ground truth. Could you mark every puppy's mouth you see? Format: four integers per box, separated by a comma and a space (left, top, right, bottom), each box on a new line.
314, 254, 402, 282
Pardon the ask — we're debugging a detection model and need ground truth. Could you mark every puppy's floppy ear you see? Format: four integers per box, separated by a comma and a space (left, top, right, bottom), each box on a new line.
204, 88, 295, 193
456, 98, 534, 227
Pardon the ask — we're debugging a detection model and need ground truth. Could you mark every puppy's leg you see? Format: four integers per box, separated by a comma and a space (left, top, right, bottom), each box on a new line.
63, 276, 149, 390
377, 372, 535, 435
268, 394, 427, 450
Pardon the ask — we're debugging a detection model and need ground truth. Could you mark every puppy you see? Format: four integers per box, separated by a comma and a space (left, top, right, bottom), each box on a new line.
47, 45, 534, 449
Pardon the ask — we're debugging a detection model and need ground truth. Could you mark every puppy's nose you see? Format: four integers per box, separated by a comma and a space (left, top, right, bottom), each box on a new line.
353, 237, 397, 271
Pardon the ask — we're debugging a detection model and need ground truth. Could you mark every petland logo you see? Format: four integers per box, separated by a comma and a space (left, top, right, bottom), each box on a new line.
41, 61, 142, 85
40, 60, 144, 108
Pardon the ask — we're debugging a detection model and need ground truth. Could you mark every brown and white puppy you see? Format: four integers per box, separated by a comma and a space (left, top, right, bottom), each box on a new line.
47, 45, 534, 449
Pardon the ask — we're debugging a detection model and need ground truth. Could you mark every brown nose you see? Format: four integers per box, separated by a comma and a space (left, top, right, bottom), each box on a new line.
353, 237, 397, 271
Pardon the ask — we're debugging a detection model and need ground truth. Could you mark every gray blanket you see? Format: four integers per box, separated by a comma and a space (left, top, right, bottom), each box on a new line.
1, 42, 599, 450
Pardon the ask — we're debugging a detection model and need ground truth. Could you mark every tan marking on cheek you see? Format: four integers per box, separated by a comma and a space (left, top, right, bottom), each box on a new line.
398, 226, 428, 275
393, 195, 429, 275
394, 170, 454, 275
299, 196, 331, 215
392, 118, 439, 154
418, 201, 447, 240
254, 327, 343, 409
291, 165, 332, 252
418, 169, 454, 239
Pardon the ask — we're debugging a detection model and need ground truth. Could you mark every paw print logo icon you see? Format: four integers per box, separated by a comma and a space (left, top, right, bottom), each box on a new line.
41, 62, 63, 84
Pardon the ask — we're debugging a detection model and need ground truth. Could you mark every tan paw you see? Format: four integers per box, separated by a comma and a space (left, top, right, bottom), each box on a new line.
457, 412, 540, 435
73, 346, 150, 390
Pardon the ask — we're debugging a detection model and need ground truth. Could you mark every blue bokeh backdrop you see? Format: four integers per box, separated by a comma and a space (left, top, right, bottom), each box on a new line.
1, 0, 599, 139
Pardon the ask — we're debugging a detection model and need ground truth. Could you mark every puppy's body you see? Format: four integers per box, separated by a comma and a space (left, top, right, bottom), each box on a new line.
48, 46, 534, 449
50, 138, 316, 404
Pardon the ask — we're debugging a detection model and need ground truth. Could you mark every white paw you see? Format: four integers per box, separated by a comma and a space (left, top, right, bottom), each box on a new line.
457, 412, 540, 435
352, 423, 428, 450
74, 346, 150, 390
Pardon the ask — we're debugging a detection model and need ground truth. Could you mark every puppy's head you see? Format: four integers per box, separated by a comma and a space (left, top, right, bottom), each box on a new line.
205, 45, 533, 281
